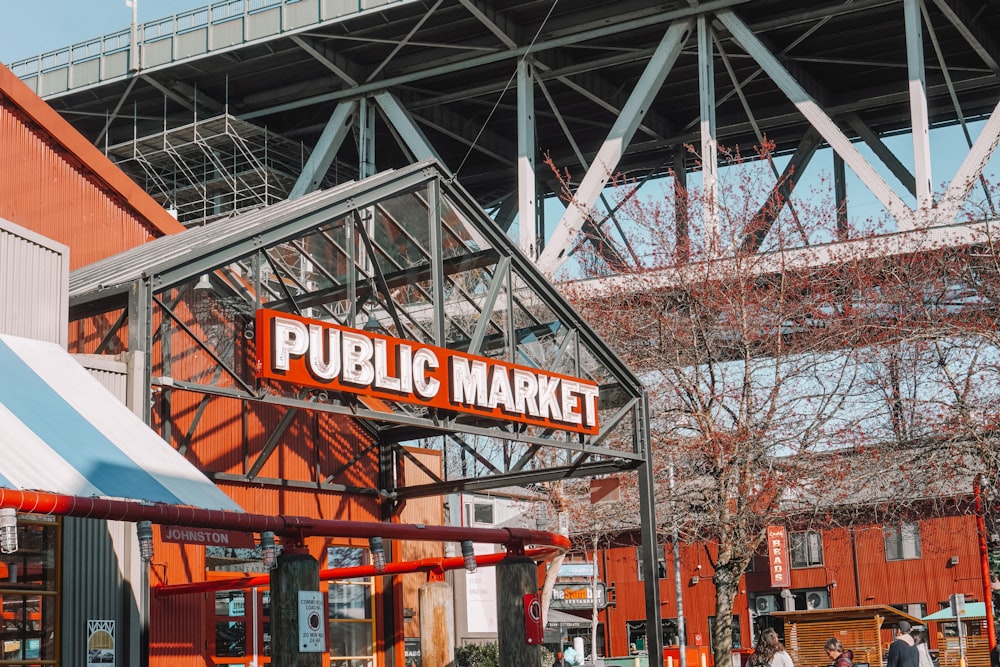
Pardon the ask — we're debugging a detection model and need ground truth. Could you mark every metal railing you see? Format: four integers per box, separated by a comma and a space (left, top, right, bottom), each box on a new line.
7, 0, 404, 82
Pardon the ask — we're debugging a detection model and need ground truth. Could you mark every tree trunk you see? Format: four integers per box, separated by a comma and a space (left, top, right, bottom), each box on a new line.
712, 562, 741, 667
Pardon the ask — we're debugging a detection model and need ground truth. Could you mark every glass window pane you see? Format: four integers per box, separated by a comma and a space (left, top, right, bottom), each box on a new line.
328, 546, 365, 569
328, 621, 373, 657
329, 583, 371, 620
215, 590, 246, 616
215, 621, 246, 657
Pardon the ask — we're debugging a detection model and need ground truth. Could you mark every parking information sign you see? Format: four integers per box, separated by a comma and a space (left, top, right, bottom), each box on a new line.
298, 591, 326, 653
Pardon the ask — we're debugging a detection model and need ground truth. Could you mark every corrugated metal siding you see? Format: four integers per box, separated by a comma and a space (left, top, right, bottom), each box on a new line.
0, 96, 162, 269
75, 353, 129, 399
0, 217, 68, 345
61, 518, 143, 667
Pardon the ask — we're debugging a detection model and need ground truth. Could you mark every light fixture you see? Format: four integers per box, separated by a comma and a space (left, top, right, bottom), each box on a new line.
369, 536, 386, 573
461, 540, 477, 573
949, 555, 960, 566
137, 521, 154, 562
363, 311, 383, 333
194, 274, 213, 291
689, 575, 700, 586
0, 509, 17, 554
261, 531, 278, 570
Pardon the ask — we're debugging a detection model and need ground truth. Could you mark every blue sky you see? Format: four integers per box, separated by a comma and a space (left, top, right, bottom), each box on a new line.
0, 1, 210, 65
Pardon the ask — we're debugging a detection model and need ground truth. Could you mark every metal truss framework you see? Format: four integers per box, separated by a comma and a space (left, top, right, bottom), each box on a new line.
67, 160, 665, 658
18, 0, 1000, 279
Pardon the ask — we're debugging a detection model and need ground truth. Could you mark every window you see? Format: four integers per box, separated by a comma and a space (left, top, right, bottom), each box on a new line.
625, 619, 682, 653
636, 544, 666, 580
328, 546, 375, 666
0, 515, 58, 666
789, 531, 824, 568
464, 500, 494, 525
884, 523, 921, 560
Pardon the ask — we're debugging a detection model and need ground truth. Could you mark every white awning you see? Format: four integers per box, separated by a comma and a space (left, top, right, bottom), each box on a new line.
0, 334, 241, 511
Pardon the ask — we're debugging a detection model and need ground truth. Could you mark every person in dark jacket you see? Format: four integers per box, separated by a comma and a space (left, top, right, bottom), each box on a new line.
825, 637, 854, 667
886, 621, 920, 667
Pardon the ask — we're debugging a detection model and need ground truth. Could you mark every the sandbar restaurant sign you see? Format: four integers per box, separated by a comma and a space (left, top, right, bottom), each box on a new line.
256, 309, 600, 435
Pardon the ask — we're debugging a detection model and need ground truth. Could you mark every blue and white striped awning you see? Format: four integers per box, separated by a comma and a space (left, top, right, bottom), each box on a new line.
0, 334, 242, 511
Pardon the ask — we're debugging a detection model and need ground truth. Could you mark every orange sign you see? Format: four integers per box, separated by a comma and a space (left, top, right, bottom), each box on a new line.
767, 525, 790, 588
255, 309, 600, 435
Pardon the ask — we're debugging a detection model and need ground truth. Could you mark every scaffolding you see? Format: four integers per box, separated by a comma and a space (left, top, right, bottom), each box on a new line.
107, 114, 338, 227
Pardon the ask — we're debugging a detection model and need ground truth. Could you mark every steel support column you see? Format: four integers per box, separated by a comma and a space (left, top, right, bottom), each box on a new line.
638, 391, 664, 667
518, 60, 538, 257
699, 15, 719, 252
905, 0, 933, 213
290, 100, 357, 199
537, 19, 693, 275
374, 91, 441, 163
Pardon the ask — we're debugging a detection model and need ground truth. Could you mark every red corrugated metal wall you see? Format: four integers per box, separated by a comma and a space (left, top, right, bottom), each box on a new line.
596, 514, 982, 658
0, 96, 165, 268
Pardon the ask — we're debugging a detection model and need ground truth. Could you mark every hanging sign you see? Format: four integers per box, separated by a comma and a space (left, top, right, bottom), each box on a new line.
767, 525, 790, 589
256, 309, 600, 435
159, 526, 254, 548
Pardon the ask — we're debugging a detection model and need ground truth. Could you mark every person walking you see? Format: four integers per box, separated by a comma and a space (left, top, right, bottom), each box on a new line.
751, 628, 794, 667
911, 628, 935, 667
825, 637, 854, 667
887, 621, 920, 667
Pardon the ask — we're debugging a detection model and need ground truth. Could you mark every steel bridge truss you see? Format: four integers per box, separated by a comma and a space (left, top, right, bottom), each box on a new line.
21, 0, 1000, 281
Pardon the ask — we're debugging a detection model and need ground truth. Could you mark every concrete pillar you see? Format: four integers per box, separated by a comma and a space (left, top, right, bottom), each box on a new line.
419, 580, 455, 667
271, 549, 322, 667
496, 556, 541, 667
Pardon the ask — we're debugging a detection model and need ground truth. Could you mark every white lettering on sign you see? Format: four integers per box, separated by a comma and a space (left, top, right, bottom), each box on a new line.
164, 527, 229, 544
259, 310, 601, 435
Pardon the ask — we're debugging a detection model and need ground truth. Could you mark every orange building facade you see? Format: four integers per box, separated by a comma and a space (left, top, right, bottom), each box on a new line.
580, 511, 990, 660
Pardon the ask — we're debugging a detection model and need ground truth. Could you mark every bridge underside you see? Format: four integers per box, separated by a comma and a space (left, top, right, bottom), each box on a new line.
14, 0, 1000, 276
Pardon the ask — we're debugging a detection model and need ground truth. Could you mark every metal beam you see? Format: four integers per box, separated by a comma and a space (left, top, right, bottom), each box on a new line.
938, 97, 1000, 221
536, 19, 693, 275
717, 9, 915, 231
905, 0, 933, 213
290, 34, 359, 86
518, 60, 538, 257
844, 113, 917, 197
930, 0, 1000, 76
740, 130, 821, 254
699, 15, 719, 252
289, 100, 357, 199
373, 92, 441, 162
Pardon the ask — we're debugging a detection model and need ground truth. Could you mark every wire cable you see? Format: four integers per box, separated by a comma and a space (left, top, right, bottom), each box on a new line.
451, 0, 560, 181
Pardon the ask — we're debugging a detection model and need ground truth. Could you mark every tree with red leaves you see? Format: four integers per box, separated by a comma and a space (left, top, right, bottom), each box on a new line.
552, 143, 1000, 665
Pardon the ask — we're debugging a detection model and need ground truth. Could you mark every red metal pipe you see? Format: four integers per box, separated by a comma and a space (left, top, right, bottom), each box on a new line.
154, 547, 563, 597
0, 488, 569, 564
973, 475, 996, 651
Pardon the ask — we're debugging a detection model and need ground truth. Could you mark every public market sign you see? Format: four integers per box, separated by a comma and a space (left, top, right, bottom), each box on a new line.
255, 309, 600, 435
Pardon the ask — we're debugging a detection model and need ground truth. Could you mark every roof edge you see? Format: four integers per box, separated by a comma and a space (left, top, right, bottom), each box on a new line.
0, 64, 185, 238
